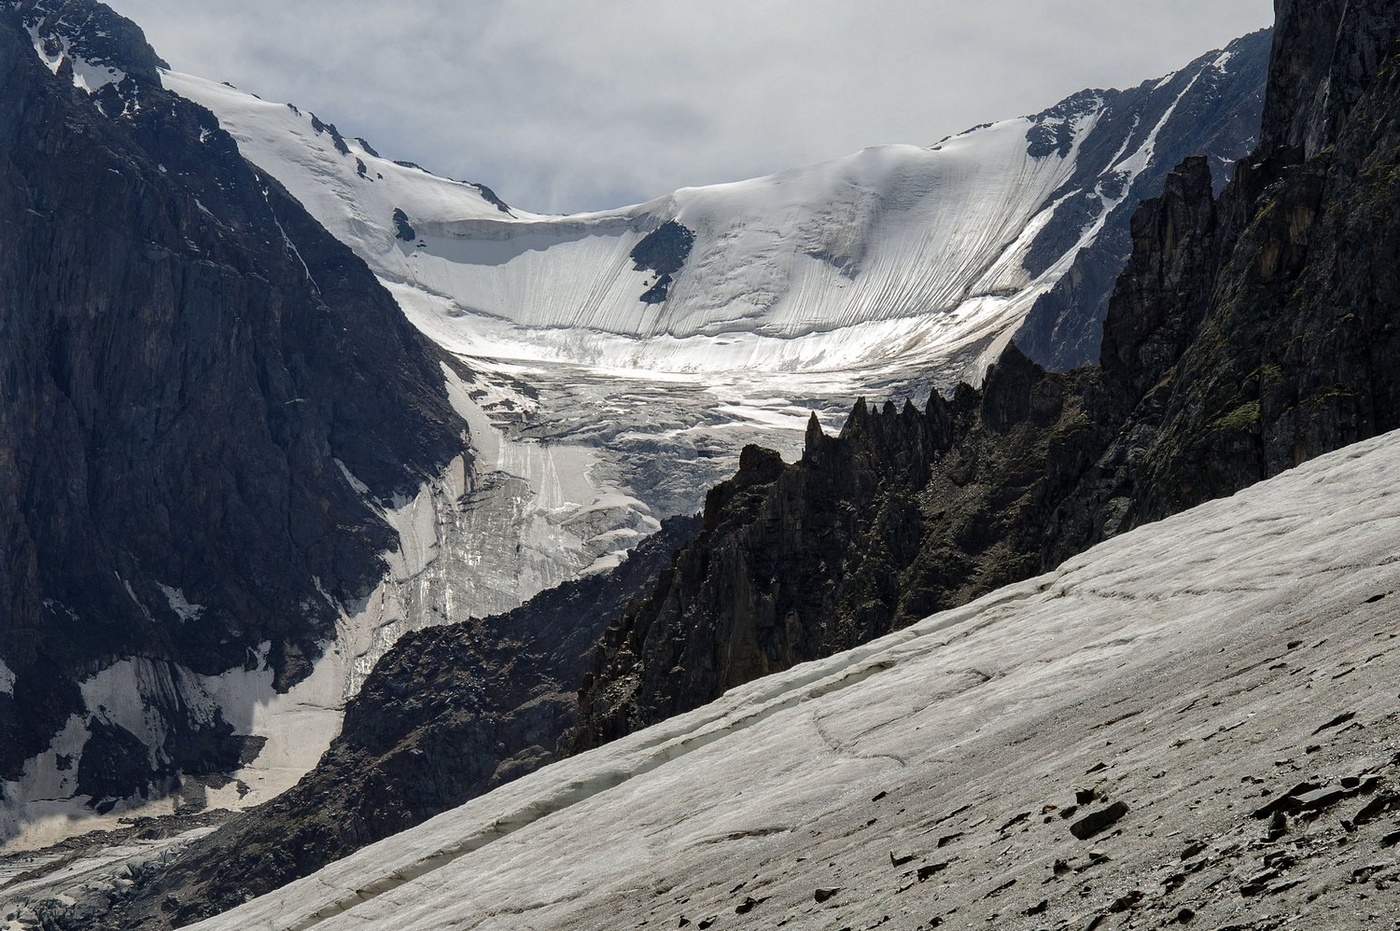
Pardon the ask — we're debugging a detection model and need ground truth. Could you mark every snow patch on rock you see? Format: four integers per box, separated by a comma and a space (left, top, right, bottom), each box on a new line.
24, 24, 126, 93
155, 584, 204, 623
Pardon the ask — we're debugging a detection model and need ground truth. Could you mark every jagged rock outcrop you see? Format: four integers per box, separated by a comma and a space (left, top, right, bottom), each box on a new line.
1041, 154, 1230, 553
1068, 0, 1400, 528
64, 516, 698, 930
569, 349, 1124, 751
0, 0, 463, 808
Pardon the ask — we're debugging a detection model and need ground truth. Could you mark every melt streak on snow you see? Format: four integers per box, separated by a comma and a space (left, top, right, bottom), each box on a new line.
187, 431, 1400, 931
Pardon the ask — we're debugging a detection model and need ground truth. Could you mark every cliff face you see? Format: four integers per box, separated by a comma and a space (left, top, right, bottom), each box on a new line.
0, 0, 463, 805
1072, 0, 1400, 529
570, 0, 1400, 752
1262, 0, 1399, 158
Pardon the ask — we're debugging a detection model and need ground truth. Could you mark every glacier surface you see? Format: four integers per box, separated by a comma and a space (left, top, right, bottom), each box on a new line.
152, 64, 1261, 644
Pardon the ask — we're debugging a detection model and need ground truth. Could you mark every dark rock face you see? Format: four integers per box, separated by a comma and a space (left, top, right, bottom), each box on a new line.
1069, 801, 1131, 841
1067, 0, 1400, 529
1262, 0, 1400, 158
308, 113, 351, 155
631, 220, 695, 304
1040, 155, 1228, 556
472, 181, 512, 214
75, 720, 154, 810
1015, 30, 1271, 371
392, 206, 417, 242
1097, 157, 1221, 401
0, 0, 462, 802
90, 515, 699, 929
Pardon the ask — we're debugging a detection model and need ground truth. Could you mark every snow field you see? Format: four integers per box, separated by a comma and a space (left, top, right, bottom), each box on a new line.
161, 70, 1108, 386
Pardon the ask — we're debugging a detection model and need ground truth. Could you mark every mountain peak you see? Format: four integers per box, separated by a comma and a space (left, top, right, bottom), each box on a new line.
5, 0, 167, 79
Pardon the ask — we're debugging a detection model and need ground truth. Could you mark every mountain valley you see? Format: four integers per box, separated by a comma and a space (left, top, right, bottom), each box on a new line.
2, 0, 1399, 928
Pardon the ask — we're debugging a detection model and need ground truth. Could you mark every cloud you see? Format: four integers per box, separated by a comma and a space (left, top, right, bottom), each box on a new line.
105, 0, 1273, 213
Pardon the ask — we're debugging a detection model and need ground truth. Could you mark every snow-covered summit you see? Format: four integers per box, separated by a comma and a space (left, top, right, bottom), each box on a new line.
156, 72, 524, 249
161, 76, 1083, 379
6, 0, 165, 113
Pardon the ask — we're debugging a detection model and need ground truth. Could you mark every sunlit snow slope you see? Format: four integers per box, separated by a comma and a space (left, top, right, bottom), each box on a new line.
165, 71, 1057, 387
164, 36, 1265, 520
182, 429, 1400, 931
165, 63, 1199, 377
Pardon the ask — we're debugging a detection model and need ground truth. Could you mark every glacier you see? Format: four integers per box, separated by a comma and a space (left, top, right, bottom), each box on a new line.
162, 39, 1264, 529
0, 23, 1268, 852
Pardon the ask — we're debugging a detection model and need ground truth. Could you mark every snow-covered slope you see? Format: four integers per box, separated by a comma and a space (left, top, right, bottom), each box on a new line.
163, 71, 1155, 376
166, 429, 1400, 931
163, 38, 1266, 524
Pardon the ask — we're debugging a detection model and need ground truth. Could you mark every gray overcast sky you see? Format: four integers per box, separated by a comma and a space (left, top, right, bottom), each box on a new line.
105, 1, 1275, 214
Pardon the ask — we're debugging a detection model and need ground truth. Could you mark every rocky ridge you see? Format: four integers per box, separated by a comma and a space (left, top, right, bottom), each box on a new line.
1013, 29, 1270, 370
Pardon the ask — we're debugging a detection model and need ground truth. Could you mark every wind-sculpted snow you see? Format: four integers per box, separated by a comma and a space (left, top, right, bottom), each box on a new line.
182, 431, 1400, 931
408, 131, 1084, 341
